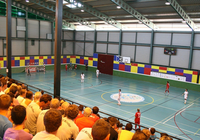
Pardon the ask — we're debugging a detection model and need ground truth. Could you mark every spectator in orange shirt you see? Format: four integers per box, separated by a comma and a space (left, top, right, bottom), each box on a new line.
89, 106, 100, 123
75, 107, 94, 131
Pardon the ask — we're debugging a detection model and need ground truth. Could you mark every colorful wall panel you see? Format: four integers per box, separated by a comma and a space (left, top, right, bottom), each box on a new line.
0, 53, 198, 83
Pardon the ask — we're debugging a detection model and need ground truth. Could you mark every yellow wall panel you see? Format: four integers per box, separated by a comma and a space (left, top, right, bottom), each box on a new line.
131, 66, 138, 73
20, 60, 25, 67
88, 60, 93, 66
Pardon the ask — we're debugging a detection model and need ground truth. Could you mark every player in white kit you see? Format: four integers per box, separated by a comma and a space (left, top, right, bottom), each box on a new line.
182, 89, 188, 104
118, 89, 122, 105
81, 72, 85, 83
96, 69, 99, 78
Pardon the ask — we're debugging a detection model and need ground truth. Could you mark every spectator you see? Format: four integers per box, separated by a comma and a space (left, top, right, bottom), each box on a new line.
37, 98, 60, 133
132, 129, 148, 140
33, 92, 42, 103
108, 117, 118, 140
0, 94, 12, 138
16, 89, 26, 104
25, 94, 52, 135
142, 129, 150, 140
75, 107, 94, 131
9, 86, 18, 98
89, 106, 100, 123
7, 92, 19, 107
118, 123, 134, 140
20, 90, 33, 108
56, 104, 79, 140
3, 105, 33, 140
75, 105, 84, 122
0, 78, 7, 95
59, 101, 70, 116
149, 127, 156, 140
32, 109, 62, 140
159, 135, 173, 140
92, 119, 110, 140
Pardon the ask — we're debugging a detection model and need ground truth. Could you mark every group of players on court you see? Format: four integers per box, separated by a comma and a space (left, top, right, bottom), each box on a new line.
164, 81, 189, 104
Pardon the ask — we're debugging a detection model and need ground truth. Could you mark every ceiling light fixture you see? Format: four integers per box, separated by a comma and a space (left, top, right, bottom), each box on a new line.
116, 6, 121, 9
165, 2, 170, 5
26, 0, 29, 2
81, 9, 84, 12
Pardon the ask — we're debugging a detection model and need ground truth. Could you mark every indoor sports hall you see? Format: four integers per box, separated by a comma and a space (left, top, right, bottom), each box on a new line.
1, 0, 200, 140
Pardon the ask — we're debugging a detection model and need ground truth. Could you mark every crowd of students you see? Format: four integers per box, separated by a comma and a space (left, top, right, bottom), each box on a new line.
0, 74, 173, 140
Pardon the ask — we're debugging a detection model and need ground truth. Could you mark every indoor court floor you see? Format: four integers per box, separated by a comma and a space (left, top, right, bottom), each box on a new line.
12, 69, 200, 140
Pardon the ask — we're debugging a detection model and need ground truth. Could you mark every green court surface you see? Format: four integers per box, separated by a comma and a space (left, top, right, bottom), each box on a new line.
12, 69, 200, 140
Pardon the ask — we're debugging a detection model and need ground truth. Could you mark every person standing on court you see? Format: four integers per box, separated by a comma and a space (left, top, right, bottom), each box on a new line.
96, 69, 99, 78
81, 72, 85, 83
164, 81, 170, 95
134, 108, 141, 129
117, 89, 121, 105
182, 89, 188, 104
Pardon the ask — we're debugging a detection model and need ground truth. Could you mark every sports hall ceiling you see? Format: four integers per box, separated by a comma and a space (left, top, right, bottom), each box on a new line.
5, 0, 200, 30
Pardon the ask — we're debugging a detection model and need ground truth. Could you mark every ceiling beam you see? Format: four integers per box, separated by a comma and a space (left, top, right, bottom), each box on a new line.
166, 0, 198, 30
30, 0, 95, 29
111, 0, 156, 30
0, 0, 75, 30
64, 0, 122, 29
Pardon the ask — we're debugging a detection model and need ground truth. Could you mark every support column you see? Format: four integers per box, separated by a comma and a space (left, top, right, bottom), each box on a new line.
6, 0, 12, 78
54, 0, 63, 98
149, 30, 154, 64
118, 30, 122, 56
93, 30, 97, 54
51, 22, 54, 55
73, 30, 75, 55
188, 31, 194, 69
25, 11, 28, 55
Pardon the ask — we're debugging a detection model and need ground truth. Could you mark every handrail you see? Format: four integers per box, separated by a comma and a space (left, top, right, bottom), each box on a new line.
14, 79, 182, 140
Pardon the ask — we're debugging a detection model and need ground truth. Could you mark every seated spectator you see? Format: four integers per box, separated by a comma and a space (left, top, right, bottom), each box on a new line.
32, 109, 62, 140
15, 85, 22, 98
92, 119, 110, 140
149, 127, 156, 140
89, 106, 100, 122
76, 127, 92, 140
108, 117, 118, 140
132, 128, 148, 140
16, 89, 26, 104
59, 101, 69, 116
37, 98, 60, 133
0, 78, 7, 95
75, 107, 94, 131
116, 122, 123, 133
74, 105, 84, 122
25, 94, 52, 135
142, 129, 150, 140
56, 104, 79, 140
0, 94, 12, 139
159, 135, 173, 140
3, 105, 33, 140
20, 90, 33, 108
160, 133, 173, 140
33, 92, 42, 103
7, 92, 19, 107
118, 123, 134, 140
9, 85, 18, 98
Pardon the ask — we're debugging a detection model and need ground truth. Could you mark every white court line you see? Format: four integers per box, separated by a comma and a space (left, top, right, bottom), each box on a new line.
163, 103, 194, 124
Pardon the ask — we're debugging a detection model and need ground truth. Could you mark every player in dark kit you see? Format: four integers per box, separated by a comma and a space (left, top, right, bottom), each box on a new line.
27, 67, 31, 76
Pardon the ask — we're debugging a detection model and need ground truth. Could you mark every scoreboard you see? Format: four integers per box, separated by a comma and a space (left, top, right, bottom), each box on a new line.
164, 47, 177, 55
